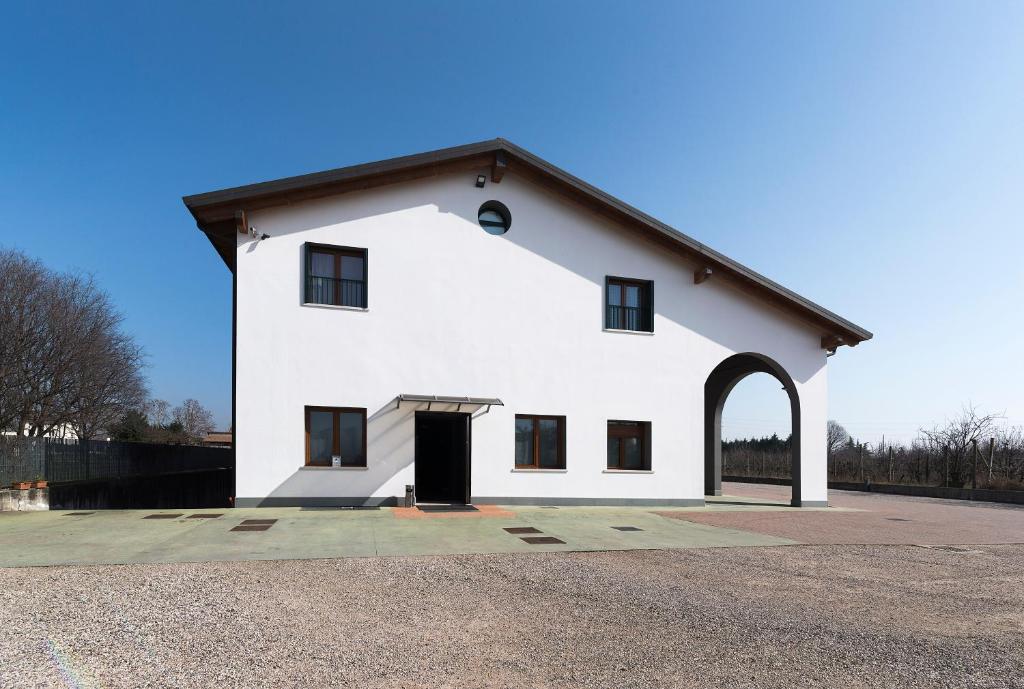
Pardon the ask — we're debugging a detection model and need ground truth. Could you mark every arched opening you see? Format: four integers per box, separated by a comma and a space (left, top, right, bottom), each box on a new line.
705, 353, 803, 506
720, 373, 793, 481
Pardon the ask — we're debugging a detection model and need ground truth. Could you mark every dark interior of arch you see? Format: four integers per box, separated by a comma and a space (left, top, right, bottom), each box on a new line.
704, 353, 802, 507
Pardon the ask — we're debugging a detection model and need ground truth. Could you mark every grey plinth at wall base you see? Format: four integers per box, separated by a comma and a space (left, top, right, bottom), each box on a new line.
472, 496, 706, 507
235, 496, 399, 508
792, 500, 829, 508
0, 488, 49, 512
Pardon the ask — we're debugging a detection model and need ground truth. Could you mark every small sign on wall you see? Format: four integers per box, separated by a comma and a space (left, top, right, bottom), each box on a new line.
331, 455, 341, 468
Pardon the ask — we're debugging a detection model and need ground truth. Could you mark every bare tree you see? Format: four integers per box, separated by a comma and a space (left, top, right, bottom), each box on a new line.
0, 250, 76, 433
827, 420, 849, 460
61, 327, 147, 440
920, 404, 1004, 485
0, 248, 147, 438
993, 425, 1024, 486
146, 399, 171, 428
173, 399, 215, 444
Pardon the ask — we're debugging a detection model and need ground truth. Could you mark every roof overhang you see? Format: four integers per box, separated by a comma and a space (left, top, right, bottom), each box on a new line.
183, 138, 872, 348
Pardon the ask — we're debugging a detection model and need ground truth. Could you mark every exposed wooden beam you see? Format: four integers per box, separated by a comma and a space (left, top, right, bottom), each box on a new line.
821, 334, 845, 350
491, 151, 507, 183
694, 266, 713, 284
234, 209, 248, 235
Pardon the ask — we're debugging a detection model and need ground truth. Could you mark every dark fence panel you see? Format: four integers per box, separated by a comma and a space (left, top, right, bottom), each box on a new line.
48, 469, 234, 510
0, 436, 45, 484
1, 436, 232, 509
0, 436, 231, 485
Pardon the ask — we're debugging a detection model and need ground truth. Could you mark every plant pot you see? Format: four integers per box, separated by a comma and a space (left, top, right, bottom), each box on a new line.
11, 481, 31, 490
32, 480, 47, 489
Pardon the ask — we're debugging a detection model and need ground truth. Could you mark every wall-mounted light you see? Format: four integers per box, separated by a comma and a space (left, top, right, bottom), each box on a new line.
475, 175, 486, 188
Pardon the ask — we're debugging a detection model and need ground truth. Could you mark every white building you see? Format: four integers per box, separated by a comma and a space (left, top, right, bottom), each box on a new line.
184, 139, 870, 508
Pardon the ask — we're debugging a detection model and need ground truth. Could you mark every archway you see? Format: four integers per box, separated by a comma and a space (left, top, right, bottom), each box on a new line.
705, 353, 802, 506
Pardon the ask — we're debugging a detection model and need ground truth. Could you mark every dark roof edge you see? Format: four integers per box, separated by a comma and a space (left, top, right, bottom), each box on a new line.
182, 139, 504, 209
496, 139, 872, 343
183, 138, 872, 345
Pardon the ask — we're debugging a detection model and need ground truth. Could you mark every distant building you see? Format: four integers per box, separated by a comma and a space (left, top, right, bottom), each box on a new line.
184, 139, 871, 508
1, 424, 78, 440
202, 431, 233, 448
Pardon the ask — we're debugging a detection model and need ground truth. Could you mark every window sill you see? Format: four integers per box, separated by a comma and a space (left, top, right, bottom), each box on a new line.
511, 468, 568, 473
602, 469, 654, 474
302, 302, 368, 312
603, 328, 654, 336
300, 465, 368, 471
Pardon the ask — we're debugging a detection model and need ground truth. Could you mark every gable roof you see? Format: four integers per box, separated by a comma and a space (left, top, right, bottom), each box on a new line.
183, 138, 871, 348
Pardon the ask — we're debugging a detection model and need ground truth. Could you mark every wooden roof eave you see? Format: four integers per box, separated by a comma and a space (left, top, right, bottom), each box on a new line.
184, 138, 872, 347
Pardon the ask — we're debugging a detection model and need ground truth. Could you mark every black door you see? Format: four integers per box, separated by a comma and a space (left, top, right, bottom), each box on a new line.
414, 412, 471, 504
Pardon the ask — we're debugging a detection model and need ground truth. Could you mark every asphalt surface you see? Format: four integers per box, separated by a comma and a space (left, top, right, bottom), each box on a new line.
2, 543, 1022, 688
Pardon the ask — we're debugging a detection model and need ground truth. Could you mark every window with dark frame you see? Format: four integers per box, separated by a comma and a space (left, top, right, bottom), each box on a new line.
514, 415, 566, 469
305, 244, 367, 308
305, 406, 367, 467
605, 277, 653, 332
607, 420, 651, 470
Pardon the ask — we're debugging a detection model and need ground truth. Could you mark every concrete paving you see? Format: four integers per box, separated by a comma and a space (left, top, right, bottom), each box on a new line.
0, 499, 803, 567
8, 482, 1019, 568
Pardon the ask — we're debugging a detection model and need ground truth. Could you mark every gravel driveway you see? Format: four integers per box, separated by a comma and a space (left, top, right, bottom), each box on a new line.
2, 544, 1022, 688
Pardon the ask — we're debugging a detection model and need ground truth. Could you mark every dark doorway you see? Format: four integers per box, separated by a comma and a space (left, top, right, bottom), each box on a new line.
414, 412, 471, 504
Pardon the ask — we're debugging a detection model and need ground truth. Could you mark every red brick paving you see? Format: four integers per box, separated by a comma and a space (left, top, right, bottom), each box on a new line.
392, 504, 516, 519
657, 482, 1024, 545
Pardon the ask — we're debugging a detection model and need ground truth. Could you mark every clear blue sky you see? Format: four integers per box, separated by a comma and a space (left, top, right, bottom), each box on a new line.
2, 2, 1022, 442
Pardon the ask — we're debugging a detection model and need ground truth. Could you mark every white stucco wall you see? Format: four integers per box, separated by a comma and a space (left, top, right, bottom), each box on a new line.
234, 169, 829, 506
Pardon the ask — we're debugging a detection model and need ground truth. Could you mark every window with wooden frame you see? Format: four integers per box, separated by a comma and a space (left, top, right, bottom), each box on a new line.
305, 406, 367, 467
607, 420, 651, 470
605, 276, 653, 332
304, 243, 367, 308
514, 415, 566, 469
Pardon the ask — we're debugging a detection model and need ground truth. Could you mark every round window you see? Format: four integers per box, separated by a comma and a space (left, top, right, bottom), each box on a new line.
478, 201, 511, 235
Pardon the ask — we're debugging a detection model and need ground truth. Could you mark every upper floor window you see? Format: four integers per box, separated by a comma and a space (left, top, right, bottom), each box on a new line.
514, 415, 566, 469
478, 200, 511, 235
605, 277, 653, 332
305, 243, 367, 308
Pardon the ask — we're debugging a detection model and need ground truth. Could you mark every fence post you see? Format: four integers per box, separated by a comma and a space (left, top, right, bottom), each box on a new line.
988, 437, 995, 484
971, 439, 978, 492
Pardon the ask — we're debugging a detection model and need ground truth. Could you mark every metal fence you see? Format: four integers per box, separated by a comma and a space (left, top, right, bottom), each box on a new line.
0, 436, 232, 485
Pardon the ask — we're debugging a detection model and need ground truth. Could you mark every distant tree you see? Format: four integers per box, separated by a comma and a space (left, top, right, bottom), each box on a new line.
62, 326, 147, 440
0, 248, 146, 438
108, 410, 151, 442
921, 404, 1003, 484
827, 420, 850, 460
173, 399, 215, 444
146, 399, 170, 428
